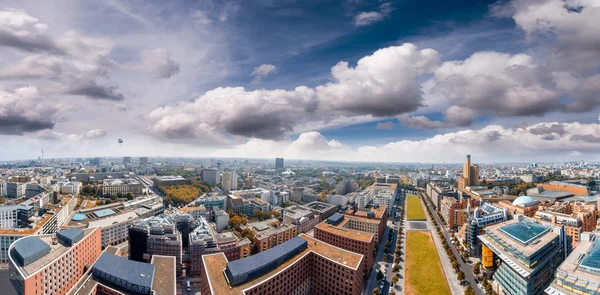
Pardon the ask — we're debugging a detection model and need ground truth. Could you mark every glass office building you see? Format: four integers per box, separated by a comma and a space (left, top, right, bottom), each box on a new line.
479, 216, 571, 295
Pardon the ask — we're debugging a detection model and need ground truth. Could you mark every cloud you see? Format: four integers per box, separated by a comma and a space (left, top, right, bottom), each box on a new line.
213, 122, 600, 162
354, 3, 394, 27
134, 48, 180, 79
66, 80, 124, 101
528, 122, 566, 136
34, 128, 108, 141
192, 10, 213, 25
398, 106, 475, 129
375, 121, 394, 130
317, 43, 439, 117
147, 43, 439, 142
0, 8, 61, 53
0, 86, 64, 135
500, 0, 600, 72
146, 86, 318, 141
570, 134, 600, 143
432, 51, 560, 121
250, 64, 276, 83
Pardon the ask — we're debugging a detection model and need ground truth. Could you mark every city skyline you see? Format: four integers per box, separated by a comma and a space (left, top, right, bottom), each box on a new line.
1, 0, 600, 163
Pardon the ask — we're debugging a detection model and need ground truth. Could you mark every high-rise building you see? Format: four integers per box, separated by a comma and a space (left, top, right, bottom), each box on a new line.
458, 154, 480, 190
462, 202, 509, 258
123, 156, 131, 163
128, 216, 183, 275
479, 216, 571, 295
202, 168, 220, 185
90, 157, 102, 166
275, 157, 284, 170
139, 157, 149, 165
222, 171, 238, 191
8, 228, 102, 295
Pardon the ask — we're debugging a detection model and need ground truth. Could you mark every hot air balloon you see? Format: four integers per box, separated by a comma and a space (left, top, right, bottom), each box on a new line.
118, 138, 123, 146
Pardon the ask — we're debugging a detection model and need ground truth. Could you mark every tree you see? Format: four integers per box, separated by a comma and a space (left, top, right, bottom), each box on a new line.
392, 275, 399, 284
464, 285, 475, 295
457, 270, 465, 281
376, 270, 384, 281
473, 263, 481, 276
485, 284, 494, 295
372, 288, 379, 295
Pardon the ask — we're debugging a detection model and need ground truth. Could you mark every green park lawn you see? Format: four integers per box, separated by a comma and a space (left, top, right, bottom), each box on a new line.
406, 195, 426, 220
405, 231, 452, 295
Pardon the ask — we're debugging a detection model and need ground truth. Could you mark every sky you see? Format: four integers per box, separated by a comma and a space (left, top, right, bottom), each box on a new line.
0, 0, 599, 163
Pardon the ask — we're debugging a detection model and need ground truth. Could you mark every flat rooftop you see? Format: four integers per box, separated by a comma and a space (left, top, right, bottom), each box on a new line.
315, 222, 374, 243
202, 234, 363, 295
102, 178, 140, 185
11, 227, 97, 278
87, 211, 138, 228
151, 255, 176, 295
354, 205, 387, 219
0, 196, 73, 235
484, 218, 557, 256
155, 175, 185, 180
305, 201, 336, 212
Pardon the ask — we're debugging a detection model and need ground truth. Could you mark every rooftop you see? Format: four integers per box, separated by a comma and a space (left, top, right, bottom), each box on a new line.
547, 234, 600, 295
92, 252, 155, 290
102, 178, 140, 186
0, 196, 74, 236
499, 222, 550, 245
151, 255, 176, 295
154, 175, 185, 181
315, 222, 374, 243
354, 205, 387, 219
202, 234, 363, 295
87, 211, 139, 228
11, 227, 97, 278
305, 201, 337, 212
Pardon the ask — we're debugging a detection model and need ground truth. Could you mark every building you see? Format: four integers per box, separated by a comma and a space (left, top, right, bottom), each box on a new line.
123, 156, 131, 163
140, 157, 149, 165
275, 157, 284, 170
59, 181, 82, 195
152, 175, 186, 187
222, 171, 238, 191
8, 228, 102, 295
282, 205, 320, 233
128, 216, 183, 275
0, 196, 76, 264
498, 196, 541, 217
534, 203, 597, 247
458, 154, 480, 191
536, 181, 591, 196
195, 194, 227, 211
2, 182, 26, 199
545, 232, 600, 295
426, 182, 458, 209
228, 195, 271, 217
215, 210, 229, 232
364, 183, 397, 215
462, 202, 509, 258
200, 234, 364, 295
314, 214, 375, 276
335, 180, 359, 195
440, 197, 480, 230
247, 219, 299, 252
305, 201, 338, 222
326, 194, 349, 206
88, 211, 140, 248
90, 157, 101, 166
189, 216, 251, 276
202, 168, 220, 185
101, 178, 143, 196
479, 216, 571, 295
69, 251, 176, 295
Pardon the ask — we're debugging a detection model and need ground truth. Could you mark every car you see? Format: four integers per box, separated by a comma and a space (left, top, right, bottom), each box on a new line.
383, 268, 387, 274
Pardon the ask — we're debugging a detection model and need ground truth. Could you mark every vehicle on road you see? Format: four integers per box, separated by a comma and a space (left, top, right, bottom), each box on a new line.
186, 280, 191, 291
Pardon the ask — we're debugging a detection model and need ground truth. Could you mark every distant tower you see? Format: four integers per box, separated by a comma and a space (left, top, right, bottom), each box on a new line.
41, 148, 44, 164
217, 161, 222, 171
275, 158, 284, 170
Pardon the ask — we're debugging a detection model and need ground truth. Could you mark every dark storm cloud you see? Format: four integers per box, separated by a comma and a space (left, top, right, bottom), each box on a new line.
570, 134, 600, 143
67, 81, 124, 101
0, 115, 55, 135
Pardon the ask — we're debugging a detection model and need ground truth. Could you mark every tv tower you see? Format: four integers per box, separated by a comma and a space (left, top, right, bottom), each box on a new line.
41, 148, 44, 164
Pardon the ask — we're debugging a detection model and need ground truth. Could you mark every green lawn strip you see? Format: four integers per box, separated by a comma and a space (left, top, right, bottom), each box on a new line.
405, 231, 452, 295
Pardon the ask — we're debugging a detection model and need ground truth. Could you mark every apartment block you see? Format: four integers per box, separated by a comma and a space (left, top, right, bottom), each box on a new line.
88, 211, 139, 249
